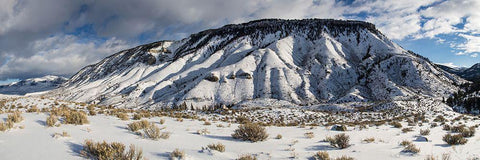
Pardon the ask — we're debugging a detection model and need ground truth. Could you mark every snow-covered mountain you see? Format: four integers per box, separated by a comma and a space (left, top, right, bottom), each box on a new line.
52, 19, 463, 109
0, 75, 67, 95
438, 63, 480, 81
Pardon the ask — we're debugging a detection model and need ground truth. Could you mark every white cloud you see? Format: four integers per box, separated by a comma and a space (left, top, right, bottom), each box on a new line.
456, 34, 480, 54
438, 62, 458, 68
471, 53, 478, 57
0, 35, 130, 79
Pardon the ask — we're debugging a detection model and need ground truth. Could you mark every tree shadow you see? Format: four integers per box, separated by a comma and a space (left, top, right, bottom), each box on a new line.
154, 152, 171, 158
305, 144, 337, 151
66, 141, 83, 157
36, 120, 46, 126
434, 144, 451, 147
204, 134, 242, 142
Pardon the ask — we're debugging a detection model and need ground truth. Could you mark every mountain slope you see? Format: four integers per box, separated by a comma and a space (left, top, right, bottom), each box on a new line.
437, 63, 480, 81
52, 19, 463, 109
0, 75, 67, 95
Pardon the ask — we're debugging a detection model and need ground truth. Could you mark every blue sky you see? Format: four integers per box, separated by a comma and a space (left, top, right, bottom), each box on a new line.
0, 0, 479, 84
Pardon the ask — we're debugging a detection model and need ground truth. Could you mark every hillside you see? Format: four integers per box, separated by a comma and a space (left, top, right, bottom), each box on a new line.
0, 75, 67, 95
51, 19, 463, 109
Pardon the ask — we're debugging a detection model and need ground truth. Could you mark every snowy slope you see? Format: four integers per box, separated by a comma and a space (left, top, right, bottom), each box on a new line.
437, 63, 479, 81
0, 75, 67, 95
52, 19, 463, 109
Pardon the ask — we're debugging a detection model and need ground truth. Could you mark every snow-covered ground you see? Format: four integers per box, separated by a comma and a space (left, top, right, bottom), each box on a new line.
1, 96, 479, 160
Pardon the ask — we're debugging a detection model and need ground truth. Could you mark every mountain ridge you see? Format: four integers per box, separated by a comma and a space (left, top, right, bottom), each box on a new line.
51, 18, 463, 110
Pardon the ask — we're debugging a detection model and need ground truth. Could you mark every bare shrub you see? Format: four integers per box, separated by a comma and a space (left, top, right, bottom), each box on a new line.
443, 133, 467, 145
390, 121, 402, 128
127, 120, 150, 132
237, 154, 257, 160
64, 111, 89, 125
170, 148, 185, 159
312, 151, 330, 160
327, 133, 350, 149
362, 137, 375, 143
275, 134, 283, 139
207, 143, 225, 152
117, 113, 130, 121
335, 156, 354, 160
197, 128, 210, 135
81, 140, 143, 160
304, 132, 315, 139
159, 119, 165, 124
400, 140, 412, 147
232, 123, 268, 142
143, 124, 161, 140
46, 114, 58, 127
402, 143, 420, 154
420, 129, 430, 136
8, 111, 23, 123
402, 127, 414, 133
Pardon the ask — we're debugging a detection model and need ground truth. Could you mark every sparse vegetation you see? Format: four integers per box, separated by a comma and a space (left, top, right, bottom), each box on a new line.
170, 148, 185, 159
390, 121, 402, 128
207, 143, 225, 152
304, 132, 315, 139
64, 111, 89, 125
326, 133, 350, 149
362, 137, 375, 143
127, 120, 150, 132
443, 133, 467, 145
275, 134, 283, 139
420, 129, 430, 135
312, 151, 330, 160
46, 114, 58, 127
402, 127, 414, 133
117, 113, 130, 121
232, 123, 268, 142
237, 154, 257, 160
8, 111, 23, 123
81, 140, 143, 160
402, 143, 420, 154
197, 128, 210, 135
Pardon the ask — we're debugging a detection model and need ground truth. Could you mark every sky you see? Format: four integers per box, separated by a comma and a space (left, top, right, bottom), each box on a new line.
0, 0, 479, 84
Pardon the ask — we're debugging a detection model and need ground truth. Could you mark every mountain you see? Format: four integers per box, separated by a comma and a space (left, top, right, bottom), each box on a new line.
437, 63, 480, 81
0, 75, 67, 95
52, 19, 463, 109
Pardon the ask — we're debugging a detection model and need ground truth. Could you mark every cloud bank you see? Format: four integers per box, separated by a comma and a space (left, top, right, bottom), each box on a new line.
0, 0, 479, 80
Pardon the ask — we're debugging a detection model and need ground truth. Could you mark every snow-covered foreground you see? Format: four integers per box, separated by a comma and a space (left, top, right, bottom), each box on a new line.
1, 96, 480, 160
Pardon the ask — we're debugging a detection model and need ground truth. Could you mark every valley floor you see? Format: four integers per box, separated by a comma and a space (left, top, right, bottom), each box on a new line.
0, 96, 480, 160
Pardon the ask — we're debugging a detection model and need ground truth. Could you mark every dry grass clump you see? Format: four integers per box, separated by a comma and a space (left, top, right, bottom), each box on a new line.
237, 154, 257, 160
81, 140, 143, 160
26, 106, 39, 113
275, 134, 283, 139
127, 120, 150, 132
46, 114, 58, 127
52, 131, 70, 138
159, 119, 165, 124
203, 121, 212, 125
143, 124, 170, 140
64, 111, 89, 125
207, 143, 225, 152
0, 120, 14, 131
8, 111, 23, 123
402, 127, 414, 133
420, 129, 430, 136
402, 143, 420, 154
400, 140, 412, 147
197, 128, 210, 135
362, 137, 375, 143
443, 133, 467, 145
232, 123, 268, 142
389, 121, 402, 128
326, 133, 350, 149
117, 113, 130, 121
312, 151, 330, 160
335, 156, 355, 160
170, 148, 185, 159
304, 132, 315, 139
